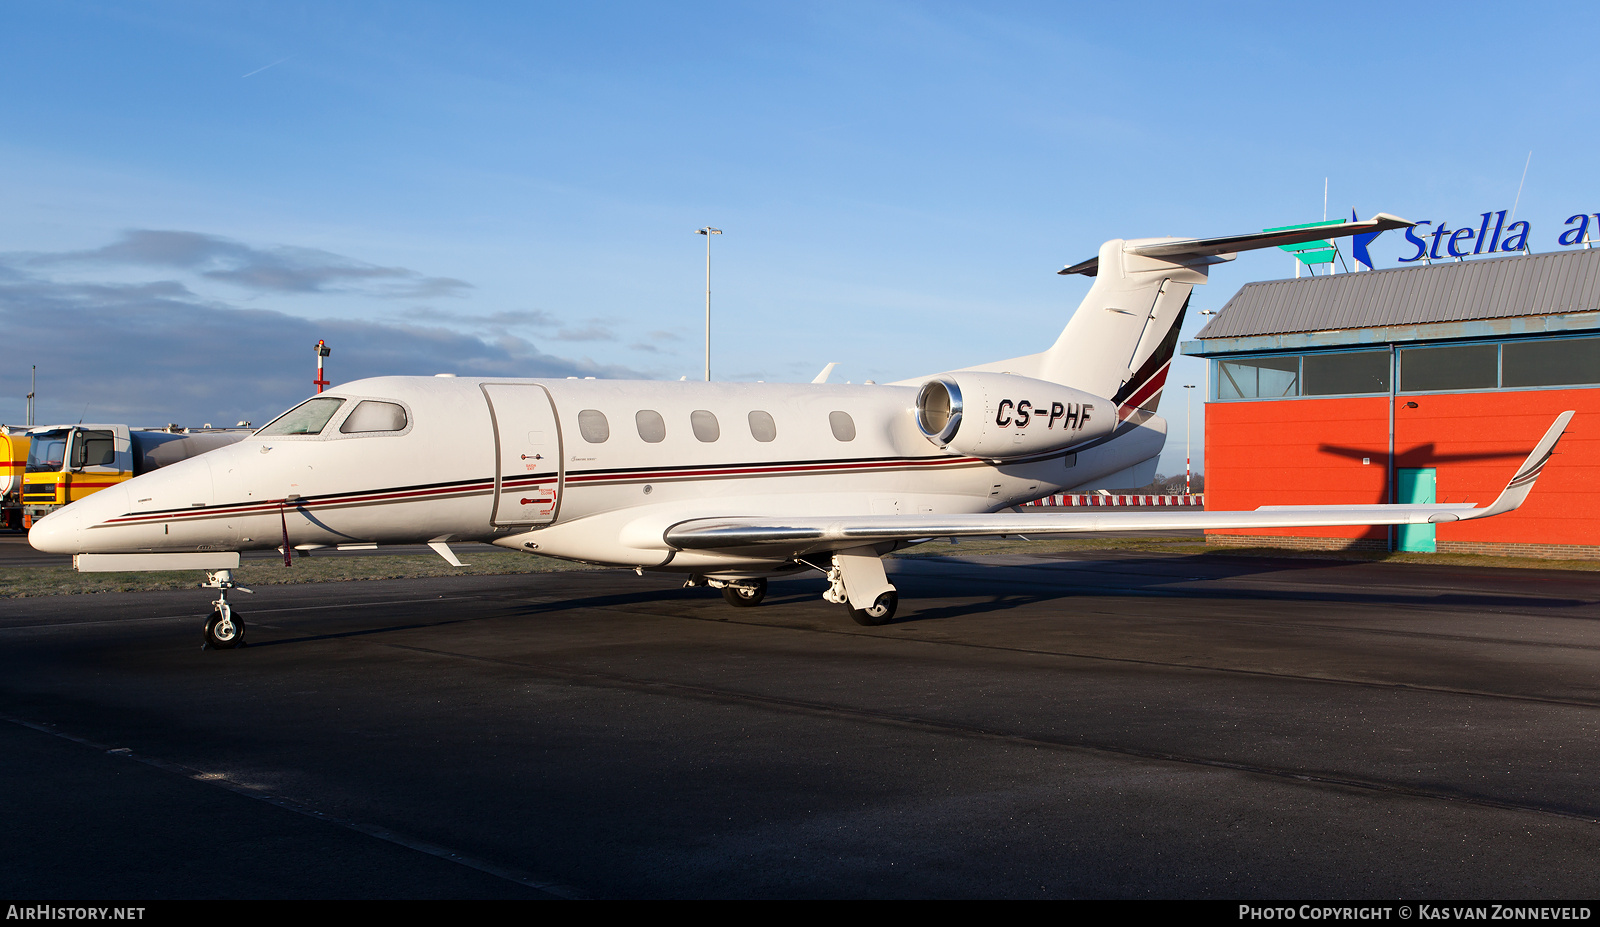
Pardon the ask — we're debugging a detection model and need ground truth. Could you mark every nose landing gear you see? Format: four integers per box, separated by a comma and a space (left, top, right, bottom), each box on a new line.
200, 569, 252, 650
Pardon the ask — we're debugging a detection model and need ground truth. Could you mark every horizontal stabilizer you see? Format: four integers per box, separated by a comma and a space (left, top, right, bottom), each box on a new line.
1059, 213, 1414, 276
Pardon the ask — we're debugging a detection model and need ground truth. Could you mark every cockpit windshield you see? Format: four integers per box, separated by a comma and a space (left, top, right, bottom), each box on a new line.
257, 398, 347, 436
26, 429, 69, 472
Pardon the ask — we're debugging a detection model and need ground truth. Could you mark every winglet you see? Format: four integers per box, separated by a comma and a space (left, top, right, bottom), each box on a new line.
812, 362, 839, 384
1462, 411, 1575, 520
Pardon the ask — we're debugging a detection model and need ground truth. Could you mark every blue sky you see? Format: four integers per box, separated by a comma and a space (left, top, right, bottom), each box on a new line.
2, 2, 1597, 476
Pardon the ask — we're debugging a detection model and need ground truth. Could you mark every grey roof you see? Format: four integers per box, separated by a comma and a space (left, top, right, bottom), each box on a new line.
1194, 248, 1600, 340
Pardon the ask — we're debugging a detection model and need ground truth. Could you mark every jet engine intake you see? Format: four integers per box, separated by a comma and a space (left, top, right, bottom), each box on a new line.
915, 372, 1113, 460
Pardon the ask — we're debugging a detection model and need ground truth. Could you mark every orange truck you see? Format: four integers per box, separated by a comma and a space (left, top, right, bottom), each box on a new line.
18, 424, 250, 529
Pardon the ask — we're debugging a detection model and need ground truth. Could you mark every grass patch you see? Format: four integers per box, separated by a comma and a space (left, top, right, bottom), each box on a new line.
0, 547, 602, 598
7, 534, 1598, 599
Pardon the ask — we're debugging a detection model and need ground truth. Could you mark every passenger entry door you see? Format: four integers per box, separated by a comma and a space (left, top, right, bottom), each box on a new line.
482, 384, 563, 527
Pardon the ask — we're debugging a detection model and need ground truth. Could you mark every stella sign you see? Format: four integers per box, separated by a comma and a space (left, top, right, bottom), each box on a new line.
1398, 211, 1600, 263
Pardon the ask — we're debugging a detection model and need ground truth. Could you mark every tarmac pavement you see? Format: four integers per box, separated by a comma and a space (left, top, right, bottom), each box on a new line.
2, 548, 1598, 899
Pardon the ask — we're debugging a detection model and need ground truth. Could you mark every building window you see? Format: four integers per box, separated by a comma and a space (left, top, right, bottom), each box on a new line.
635, 410, 666, 443
578, 410, 610, 443
1209, 333, 1600, 401
1502, 336, 1600, 388
1302, 351, 1390, 396
1216, 356, 1300, 400
1400, 344, 1498, 392
829, 411, 856, 441
691, 410, 720, 442
748, 410, 777, 442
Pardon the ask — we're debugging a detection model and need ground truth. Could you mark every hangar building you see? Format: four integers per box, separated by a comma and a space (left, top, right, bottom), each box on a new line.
1181, 248, 1600, 557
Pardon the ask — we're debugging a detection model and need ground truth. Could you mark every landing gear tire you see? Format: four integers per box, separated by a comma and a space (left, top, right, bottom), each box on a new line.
721, 579, 767, 607
847, 591, 898, 626
203, 607, 245, 650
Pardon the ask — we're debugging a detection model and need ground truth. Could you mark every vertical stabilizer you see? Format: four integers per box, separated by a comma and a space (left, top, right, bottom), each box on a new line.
949, 215, 1414, 418
1034, 239, 1213, 416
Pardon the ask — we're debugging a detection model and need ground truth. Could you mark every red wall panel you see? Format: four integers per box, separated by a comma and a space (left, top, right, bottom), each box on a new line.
1205, 389, 1598, 545
1207, 397, 1389, 540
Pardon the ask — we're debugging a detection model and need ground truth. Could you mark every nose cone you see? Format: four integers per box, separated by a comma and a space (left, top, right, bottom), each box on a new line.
27, 507, 78, 553
29, 486, 128, 554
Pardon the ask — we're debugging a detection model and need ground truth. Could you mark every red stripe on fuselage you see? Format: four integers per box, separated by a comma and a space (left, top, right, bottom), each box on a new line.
95, 453, 993, 529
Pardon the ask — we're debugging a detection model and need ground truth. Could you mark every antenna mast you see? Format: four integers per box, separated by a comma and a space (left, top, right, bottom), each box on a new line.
314, 340, 331, 393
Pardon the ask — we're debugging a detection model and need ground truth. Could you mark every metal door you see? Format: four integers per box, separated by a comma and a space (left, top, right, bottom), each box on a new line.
483, 384, 563, 527
1396, 467, 1436, 553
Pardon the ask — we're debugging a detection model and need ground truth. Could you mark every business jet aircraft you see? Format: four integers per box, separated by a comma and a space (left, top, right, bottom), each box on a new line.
29, 215, 1574, 648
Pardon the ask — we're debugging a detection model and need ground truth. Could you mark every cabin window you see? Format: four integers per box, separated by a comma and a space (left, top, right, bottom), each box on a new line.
829, 411, 856, 441
258, 397, 346, 436
691, 410, 720, 442
748, 410, 777, 442
635, 410, 666, 443
578, 410, 610, 443
339, 400, 409, 434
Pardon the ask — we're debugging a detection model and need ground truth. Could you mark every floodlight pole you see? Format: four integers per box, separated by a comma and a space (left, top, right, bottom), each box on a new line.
697, 227, 721, 381
27, 366, 35, 427
1183, 384, 1196, 494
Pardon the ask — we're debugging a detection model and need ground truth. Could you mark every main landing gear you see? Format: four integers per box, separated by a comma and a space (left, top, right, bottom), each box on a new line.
689, 547, 900, 626
200, 570, 252, 650
686, 575, 769, 608
820, 548, 899, 626
721, 578, 767, 607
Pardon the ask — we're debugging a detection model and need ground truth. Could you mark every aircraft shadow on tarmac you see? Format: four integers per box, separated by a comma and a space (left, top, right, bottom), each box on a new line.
227, 550, 1598, 648
880, 552, 1597, 623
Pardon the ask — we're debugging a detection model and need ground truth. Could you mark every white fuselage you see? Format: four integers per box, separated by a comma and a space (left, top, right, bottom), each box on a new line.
28, 375, 1166, 576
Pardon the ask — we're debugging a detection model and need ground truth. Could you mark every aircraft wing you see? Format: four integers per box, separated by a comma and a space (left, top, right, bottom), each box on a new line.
663, 412, 1572, 557
1059, 213, 1415, 276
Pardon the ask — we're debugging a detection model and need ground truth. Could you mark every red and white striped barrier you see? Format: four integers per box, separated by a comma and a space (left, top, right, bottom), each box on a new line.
1022, 494, 1204, 507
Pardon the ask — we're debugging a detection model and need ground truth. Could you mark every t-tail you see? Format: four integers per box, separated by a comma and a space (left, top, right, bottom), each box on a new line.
958, 214, 1414, 418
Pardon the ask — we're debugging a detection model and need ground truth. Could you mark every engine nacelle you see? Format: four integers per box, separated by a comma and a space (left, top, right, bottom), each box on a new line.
915, 372, 1115, 460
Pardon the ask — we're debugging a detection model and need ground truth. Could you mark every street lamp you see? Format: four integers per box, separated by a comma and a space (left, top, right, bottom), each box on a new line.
696, 227, 722, 381
1183, 384, 1196, 494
